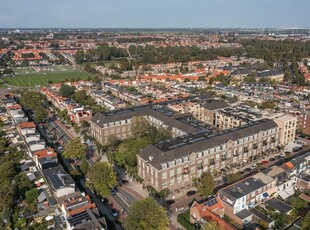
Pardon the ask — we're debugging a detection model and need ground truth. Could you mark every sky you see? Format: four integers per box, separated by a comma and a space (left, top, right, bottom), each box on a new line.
1, 0, 309, 28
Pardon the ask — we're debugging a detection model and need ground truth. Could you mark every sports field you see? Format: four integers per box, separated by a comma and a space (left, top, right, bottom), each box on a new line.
3, 66, 93, 87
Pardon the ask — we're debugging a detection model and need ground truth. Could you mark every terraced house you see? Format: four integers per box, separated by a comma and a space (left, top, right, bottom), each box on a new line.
137, 119, 280, 192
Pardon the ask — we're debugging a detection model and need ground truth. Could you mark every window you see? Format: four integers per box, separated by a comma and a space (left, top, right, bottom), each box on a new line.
162, 172, 167, 179
177, 167, 182, 174
169, 170, 175, 177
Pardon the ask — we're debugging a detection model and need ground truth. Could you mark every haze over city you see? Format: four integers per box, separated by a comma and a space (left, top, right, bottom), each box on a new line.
1, 1, 310, 230
1, 0, 310, 28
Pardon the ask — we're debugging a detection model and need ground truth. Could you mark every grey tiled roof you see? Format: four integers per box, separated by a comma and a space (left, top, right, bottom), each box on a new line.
235, 209, 253, 219
265, 198, 292, 213
90, 108, 200, 134
139, 119, 277, 169
221, 177, 266, 201
202, 99, 230, 111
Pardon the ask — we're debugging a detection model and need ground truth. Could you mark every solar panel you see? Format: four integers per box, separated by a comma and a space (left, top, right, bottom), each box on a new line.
206, 198, 218, 207
49, 174, 63, 189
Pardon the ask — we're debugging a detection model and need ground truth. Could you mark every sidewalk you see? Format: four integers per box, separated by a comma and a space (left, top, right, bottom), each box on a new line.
126, 178, 149, 198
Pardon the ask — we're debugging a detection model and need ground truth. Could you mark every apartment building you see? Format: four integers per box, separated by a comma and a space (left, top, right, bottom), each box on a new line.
219, 173, 276, 225
202, 99, 230, 125
274, 115, 297, 145
288, 110, 310, 135
90, 105, 201, 145
214, 105, 262, 131
168, 101, 203, 120
137, 119, 280, 192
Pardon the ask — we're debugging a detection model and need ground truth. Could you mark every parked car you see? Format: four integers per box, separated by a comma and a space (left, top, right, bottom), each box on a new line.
275, 155, 283, 160
110, 208, 118, 218
244, 168, 251, 173
261, 160, 269, 165
165, 199, 175, 206
269, 157, 275, 162
186, 190, 196, 196
250, 164, 257, 170
111, 188, 117, 195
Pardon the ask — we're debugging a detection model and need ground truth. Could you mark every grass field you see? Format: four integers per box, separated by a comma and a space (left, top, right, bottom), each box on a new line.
3, 66, 93, 87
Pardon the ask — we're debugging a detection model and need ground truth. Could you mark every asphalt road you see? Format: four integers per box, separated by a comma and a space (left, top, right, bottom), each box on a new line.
47, 116, 72, 145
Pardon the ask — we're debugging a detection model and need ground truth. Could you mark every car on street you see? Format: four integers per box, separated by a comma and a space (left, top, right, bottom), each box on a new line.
165, 199, 175, 206
250, 164, 257, 170
269, 157, 275, 162
111, 188, 117, 195
110, 208, 118, 218
284, 151, 291, 155
261, 160, 269, 165
293, 147, 299, 152
186, 190, 196, 196
244, 168, 251, 173
122, 179, 129, 184
275, 155, 283, 160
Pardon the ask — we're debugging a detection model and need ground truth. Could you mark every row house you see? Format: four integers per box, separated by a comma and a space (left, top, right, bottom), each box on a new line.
218, 173, 276, 225
10, 94, 107, 228
190, 197, 236, 230
137, 119, 280, 192
61, 194, 107, 230
7, 104, 28, 124
41, 87, 92, 124
33, 148, 58, 170
88, 90, 126, 110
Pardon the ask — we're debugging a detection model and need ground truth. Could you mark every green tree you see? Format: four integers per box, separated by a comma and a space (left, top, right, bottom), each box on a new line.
86, 162, 117, 197
226, 172, 243, 184
301, 212, 310, 230
284, 70, 292, 82
124, 197, 169, 230
0, 161, 16, 183
194, 172, 216, 197
203, 221, 224, 230
290, 197, 307, 212
63, 138, 86, 167
59, 84, 75, 97
198, 76, 206, 81
74, 50, 85, 64
131, 116, 151, 138
260, 100, 276, 109
25, 188, 39, 203
80, 159, 90, 175
34, 108, 48, 122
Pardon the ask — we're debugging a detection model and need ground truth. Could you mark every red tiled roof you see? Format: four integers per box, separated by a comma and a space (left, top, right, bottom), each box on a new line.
18, 122, 36, 129
33, 148, 57, 158
8, 104, 22, 110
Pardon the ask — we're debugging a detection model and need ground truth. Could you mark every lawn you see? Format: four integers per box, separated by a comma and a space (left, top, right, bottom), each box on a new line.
3, 70, 93, 87
177, 211, 200, 230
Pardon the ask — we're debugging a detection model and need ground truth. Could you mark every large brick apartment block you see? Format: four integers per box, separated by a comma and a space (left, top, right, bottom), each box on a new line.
137, 119, 280, 192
